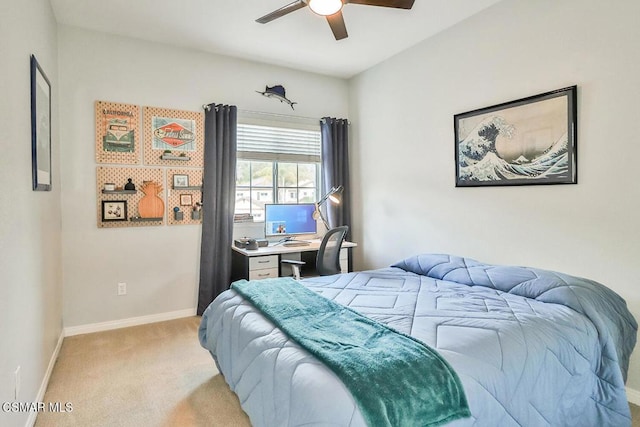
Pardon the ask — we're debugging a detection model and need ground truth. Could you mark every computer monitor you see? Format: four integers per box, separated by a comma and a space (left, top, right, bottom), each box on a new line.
264, 203, 317, 238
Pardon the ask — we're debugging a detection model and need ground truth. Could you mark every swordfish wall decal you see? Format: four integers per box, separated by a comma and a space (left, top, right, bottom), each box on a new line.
256, 85, 297, 110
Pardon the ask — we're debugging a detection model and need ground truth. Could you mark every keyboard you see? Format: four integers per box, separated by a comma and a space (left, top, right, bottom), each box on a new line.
283, 241, 310, 247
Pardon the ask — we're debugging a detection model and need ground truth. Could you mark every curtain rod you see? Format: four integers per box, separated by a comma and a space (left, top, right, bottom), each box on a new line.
240, 109, 350, 124
239, 109, 321, 122
202, 105, 349, 124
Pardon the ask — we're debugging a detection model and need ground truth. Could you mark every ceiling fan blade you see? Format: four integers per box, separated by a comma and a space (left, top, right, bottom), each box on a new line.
347, 0, 415, 9
256, 0, 307, 24
326, 11, 348, 40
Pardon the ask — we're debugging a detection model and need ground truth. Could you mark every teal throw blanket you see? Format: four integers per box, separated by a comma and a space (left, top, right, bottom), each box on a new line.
232, 278, 470, 427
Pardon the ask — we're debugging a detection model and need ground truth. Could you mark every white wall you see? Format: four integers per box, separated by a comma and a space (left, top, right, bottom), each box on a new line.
0, 1, 63, 426
349, 0, 640, 389
58, 26, 349, 328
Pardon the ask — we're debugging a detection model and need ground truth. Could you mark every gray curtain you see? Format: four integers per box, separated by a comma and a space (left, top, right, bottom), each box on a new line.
320, 117, 351, 235
197, 103, 237, 315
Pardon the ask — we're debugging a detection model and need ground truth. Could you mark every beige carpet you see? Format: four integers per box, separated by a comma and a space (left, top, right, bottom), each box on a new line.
36, 317, 250, 427
37, 316, 640, 427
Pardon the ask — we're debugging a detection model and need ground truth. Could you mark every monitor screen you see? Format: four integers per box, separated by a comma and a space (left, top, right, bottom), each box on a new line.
264, 203, 317, 237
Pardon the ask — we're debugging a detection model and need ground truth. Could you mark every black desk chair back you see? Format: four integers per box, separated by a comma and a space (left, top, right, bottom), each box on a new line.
281, 225, 349, 280
316, 226, 349, 276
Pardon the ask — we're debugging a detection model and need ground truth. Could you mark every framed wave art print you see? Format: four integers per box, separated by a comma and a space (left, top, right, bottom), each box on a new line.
454, 86, 577, 187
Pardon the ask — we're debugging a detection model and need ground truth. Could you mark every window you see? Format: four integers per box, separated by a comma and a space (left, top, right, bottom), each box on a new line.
235, 122, 321, 221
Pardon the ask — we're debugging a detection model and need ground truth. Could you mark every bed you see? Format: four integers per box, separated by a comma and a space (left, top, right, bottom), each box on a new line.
199, 254, 637, 426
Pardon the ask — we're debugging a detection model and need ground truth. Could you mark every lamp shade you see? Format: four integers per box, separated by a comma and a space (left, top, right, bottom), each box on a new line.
318, 185, 343, 206
315, 185, 344, 230
327, 186, 343, 204
308, 0, 343, 16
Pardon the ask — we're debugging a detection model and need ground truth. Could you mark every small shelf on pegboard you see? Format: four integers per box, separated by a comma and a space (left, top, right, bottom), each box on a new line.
130, 217, 163, 222
101, 189, 137, 194
172, 186, 202, 190
161, 154, 191, 161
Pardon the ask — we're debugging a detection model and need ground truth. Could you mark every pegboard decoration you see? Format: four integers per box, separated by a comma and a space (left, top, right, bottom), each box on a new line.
167, 169, 203, 226
143, 106, 204, 167
95, 101, 141, 164
97, 166, 164, 228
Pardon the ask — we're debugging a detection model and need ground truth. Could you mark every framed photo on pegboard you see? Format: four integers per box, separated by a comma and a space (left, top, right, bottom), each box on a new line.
143, 106, 204, 167
95, 101, 140, 164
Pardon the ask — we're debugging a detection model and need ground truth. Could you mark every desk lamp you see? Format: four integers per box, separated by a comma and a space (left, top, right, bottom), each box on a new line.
314, 185, 343, 230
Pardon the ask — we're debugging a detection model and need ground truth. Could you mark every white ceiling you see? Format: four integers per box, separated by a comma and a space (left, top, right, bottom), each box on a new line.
50, 0, 502, 79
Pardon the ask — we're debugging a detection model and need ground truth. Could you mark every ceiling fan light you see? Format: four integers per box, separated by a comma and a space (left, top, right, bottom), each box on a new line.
308, 0, 343, 16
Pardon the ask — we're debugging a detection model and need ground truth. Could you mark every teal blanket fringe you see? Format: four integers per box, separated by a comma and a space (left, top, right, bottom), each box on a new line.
232, 277, 471, 427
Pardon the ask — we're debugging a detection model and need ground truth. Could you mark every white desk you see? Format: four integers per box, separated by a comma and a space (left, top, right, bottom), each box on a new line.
231, 239, 357, 281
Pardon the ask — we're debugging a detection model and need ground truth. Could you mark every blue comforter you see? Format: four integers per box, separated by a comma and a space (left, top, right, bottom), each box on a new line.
231, 277, 470, 427
199, 254, 637, 426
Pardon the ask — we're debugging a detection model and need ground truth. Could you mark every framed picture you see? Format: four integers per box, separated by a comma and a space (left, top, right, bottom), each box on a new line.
95, 101, 140, 164
454, 86, 577, 187
101, 200, 128, 222
180, 194, 193, 206
173, 174, 189, 188
152, 116, 197, 152
31, 55, 52, 191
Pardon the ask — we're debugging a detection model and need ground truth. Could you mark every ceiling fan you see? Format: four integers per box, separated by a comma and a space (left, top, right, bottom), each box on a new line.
256, 0, 415, 41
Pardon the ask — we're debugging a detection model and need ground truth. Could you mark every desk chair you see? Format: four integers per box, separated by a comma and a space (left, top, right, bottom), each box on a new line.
282, 226, 349, 280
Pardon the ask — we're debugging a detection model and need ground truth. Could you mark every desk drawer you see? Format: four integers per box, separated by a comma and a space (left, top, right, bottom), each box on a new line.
249, 255, 278, 271
249, 268, 279, 280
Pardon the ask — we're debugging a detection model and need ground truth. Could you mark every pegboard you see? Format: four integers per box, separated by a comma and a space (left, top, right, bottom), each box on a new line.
97, 166, 164, 228
95, 101, 141, 164
143, 106, 204, 167
167, 168, 203, 226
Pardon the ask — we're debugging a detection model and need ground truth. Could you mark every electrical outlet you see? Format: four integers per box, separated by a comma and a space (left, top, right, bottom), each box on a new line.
117, 282, 127, 296
14, 366, 20, 400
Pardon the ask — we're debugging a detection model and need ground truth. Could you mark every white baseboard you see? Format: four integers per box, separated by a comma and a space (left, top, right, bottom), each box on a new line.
25, 330, 65, 427
64, 308, 197, 337
627, 386, 640, 406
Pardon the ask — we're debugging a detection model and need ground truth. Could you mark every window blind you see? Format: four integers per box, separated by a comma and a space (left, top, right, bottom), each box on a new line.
237, 124, 321, 162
